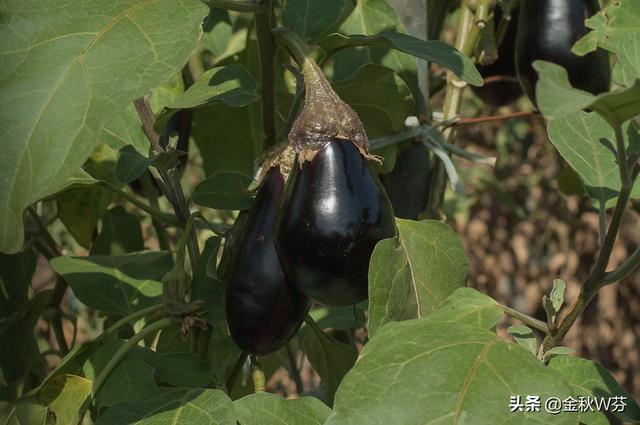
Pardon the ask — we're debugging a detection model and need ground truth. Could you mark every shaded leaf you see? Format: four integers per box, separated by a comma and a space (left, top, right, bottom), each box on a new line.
368, 219, 468, 338
192, 171, 255, 210
155, 352, 213, 388
90, 206, 144, 256
282, 0, 353, 42
191, 236, 225, 326
50, 251, 172, 315
299, 320, 357, 405
39, 375, 91, 425
114, 146, 154, 184
507, 325, 537, 355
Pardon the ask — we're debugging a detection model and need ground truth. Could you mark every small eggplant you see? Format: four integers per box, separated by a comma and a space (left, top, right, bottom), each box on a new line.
381, 142, 430, 220
515, 0, 610, 107
471, 7, 523, 107
221, 166, 310, 356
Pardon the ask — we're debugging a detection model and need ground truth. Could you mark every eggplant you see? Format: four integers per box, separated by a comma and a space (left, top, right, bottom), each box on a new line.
222, 166, 310, 355
471, 7, 523, 107
275, 139, 396, 306
380, 142, 430, 220
515, 0, 610, 107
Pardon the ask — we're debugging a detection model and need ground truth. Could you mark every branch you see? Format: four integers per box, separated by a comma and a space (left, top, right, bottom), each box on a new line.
206, 0, 263, 12
499, 304, 549, 334
133, 97, 163, 152
455, 110, 538, 126
255, 0, 277, 149
602, 246, 640, 285
97, 181, 180, 226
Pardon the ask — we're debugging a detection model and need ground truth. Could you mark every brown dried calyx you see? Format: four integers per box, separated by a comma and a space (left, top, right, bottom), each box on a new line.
288, 58, 379, 165
258, 142, 296, 182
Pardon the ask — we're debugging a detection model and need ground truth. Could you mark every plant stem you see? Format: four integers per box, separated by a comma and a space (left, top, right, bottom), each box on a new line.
92, 317, 173, 399
133, 97, 163, 152
141, 172, 171, 250
272, 27, 308, 67
499, 304, 549, 334
542, 156, 633, 352
284, 344, 303, 394
226, 352, 248, 392
255, 0, 277, 149
425, 0, 488, 218
602, 246, 640, 284
99, 304, 165, 340
207, 0, 262, 12
97, 181, 180, 226
250, 356, 266, 392
454, 110, 537, 126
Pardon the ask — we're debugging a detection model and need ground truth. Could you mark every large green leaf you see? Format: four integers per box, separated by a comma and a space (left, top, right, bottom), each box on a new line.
572, 0, 640, 86
0, 0, 209, 254
549, 356, 640, 424
90, 206, 144, 255
234, 393, 331, 425
333, 64, 414, 172
368, 219, 468, 338
200, 8, 233, 57
321, 31, 482, 87
50, 251, 172, 315
282, 0, 353, 42
326, 319, 577, 425
426, 287, 503, 330
299, 320, 357, 405
99, 104, 148, 155
547, 111, 640, 208
155, 65, 258, 131
96, 388, 235, 425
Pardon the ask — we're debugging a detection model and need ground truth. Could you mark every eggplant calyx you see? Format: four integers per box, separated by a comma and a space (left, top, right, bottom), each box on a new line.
289, 59, 380, 165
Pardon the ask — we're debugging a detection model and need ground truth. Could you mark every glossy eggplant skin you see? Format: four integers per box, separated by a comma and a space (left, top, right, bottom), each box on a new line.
275, 139, 396, 306
471, 8, 523, 107
381, 142, 430, 220
515, 0, 610, 106
222, 167, 310, 356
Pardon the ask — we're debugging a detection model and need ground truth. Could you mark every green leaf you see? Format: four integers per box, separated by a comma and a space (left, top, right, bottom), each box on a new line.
0, 0, 208, 254
89, 339, 157, 408
208, 328, 243, 389
547, 111, 640, 208
39, 375, 91, 425
572, 0, 640, 86
201, 8, 233, 57
282, 0, 353, 42
368, 219, 468, 338
533, 61, 596, 118
14, 397, 53, 425
426, 287, 503, 330
191, 237, 225, 326
155, 65, 259, 132
155, 352, 213, 388
309, 306, 366, 330
326, 320, 577, 425
156, 324, 190, 353
234, 393, 331, 425
192, 171, 255, 210
114, 146, 154, 184
549, 356, 640, 424
299, 320, 357, 405
50, 251, 172, 316
100, 104, 148, 155
90, 206, 144, 256
321, 31, 482, 87
507, 325, 537, 355
333, 64, 414, 172
0, 248, 36, 319
96, 388, 235, 425
535, 61, 640, 127
550, 279, 567, 312
56, 144, 118, 248
543, 347, 574, 363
